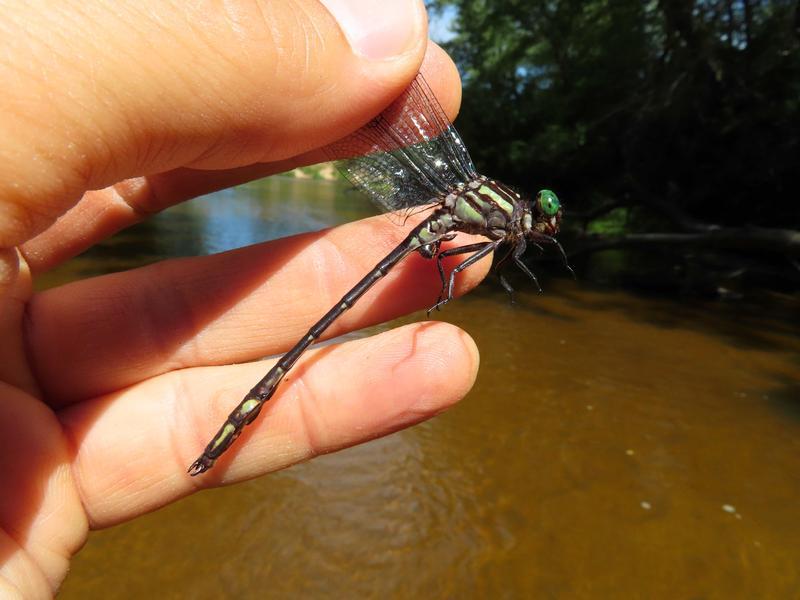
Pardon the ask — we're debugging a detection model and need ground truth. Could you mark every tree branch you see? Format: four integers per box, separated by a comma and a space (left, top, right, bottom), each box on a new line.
573, 227, 800, 258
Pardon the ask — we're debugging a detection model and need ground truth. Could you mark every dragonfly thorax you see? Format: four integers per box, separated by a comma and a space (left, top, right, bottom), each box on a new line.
439, 179, 562, 244
442, 176, 526, 239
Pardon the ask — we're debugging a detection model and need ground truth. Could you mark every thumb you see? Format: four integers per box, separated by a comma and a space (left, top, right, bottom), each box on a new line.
0, 0, 428, 246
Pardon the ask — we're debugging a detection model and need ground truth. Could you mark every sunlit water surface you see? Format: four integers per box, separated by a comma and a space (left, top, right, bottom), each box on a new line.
48, 177, 799, 598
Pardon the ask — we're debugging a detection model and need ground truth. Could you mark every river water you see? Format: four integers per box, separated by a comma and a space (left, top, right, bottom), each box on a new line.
51, 177, 799, 598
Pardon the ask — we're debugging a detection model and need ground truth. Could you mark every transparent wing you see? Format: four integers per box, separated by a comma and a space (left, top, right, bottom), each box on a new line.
324, 74, 477, 213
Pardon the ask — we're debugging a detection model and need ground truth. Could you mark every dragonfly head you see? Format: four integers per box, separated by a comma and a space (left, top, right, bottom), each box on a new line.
529, 189, 562, 236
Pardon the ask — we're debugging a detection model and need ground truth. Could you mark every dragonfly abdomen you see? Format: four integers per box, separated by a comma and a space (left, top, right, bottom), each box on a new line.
188, 218, 443, 476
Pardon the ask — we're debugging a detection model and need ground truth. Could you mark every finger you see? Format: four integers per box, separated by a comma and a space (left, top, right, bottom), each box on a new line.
28, 212, 490, 406
58, 322, 479, 528
1, 0, 429, 248
0, 382, 87, 595
20, 43, 461, 274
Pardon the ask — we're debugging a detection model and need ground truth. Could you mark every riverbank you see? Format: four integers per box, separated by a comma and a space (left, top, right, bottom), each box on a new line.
286, 162, 338, 181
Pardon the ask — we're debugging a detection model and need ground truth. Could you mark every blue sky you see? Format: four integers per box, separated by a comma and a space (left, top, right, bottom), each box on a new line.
427, 4, 457, 43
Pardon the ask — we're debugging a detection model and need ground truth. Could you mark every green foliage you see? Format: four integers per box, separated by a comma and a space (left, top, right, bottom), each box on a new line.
428, 0, 799, 229
587, 207, 630, 235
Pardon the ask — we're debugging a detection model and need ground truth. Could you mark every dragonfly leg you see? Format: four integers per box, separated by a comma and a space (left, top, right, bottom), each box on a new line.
511, 239, 542, 293
434, 252, 446, 309
498, 272, 515, 304
550, 238, 576, 279
427, 242, 495, 316
429, 235, 456, 310
561, 250, 577, 280
531, 233, 575, 279
427, 240, 502, 314
492, 244, 515, 303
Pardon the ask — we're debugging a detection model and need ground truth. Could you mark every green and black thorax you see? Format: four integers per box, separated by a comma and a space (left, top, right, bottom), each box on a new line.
412, 176, 563, 253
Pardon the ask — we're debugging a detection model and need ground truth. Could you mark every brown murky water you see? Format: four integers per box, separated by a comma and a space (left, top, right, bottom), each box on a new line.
50, 178, 799, 598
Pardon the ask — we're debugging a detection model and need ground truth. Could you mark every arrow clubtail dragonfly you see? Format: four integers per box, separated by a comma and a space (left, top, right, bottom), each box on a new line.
189, 74, 566, 476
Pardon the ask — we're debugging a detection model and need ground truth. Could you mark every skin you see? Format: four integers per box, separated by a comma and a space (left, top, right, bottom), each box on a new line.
0, 1, 489, 597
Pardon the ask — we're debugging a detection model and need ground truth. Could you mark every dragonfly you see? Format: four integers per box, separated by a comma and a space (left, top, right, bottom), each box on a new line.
188, 74, 566, 476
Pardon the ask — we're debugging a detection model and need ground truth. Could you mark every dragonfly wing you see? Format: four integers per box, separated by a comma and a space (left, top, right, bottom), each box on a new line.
325, 74, 478, 213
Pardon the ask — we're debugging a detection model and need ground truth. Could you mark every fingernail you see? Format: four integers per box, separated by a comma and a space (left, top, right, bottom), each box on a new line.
319, 0, 424, 60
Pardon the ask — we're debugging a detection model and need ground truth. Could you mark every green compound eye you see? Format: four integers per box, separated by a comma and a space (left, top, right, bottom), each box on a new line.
536, 189, 561, 217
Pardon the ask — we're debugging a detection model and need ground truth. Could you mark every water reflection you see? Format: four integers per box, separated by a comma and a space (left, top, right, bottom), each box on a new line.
53, 177, 800, 598
37, 177, 378, 290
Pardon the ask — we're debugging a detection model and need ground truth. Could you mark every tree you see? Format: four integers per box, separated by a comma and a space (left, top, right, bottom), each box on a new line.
428, 0, 800, 268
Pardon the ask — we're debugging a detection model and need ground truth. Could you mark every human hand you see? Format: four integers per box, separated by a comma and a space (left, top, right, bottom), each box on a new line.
0, 0, 487, 596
